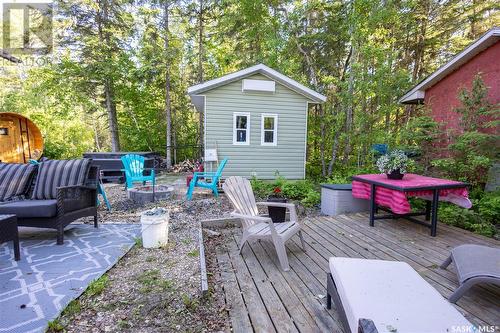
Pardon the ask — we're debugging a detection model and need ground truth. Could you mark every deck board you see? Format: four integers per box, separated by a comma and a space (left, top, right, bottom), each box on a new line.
213, 213, 500, 332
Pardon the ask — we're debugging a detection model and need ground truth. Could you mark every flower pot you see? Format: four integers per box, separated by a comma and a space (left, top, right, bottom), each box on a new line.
387, 169, 404, 180
267, 196, 287, 223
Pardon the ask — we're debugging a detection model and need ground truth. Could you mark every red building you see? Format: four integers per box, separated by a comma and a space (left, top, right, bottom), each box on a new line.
400, 27, 500, 135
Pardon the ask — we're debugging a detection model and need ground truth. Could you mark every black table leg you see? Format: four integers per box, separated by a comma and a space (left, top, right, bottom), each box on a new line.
369, 184, 376, 227
13, 233, 20, 261
425, 201, 431, 221
431, 189, 439, 237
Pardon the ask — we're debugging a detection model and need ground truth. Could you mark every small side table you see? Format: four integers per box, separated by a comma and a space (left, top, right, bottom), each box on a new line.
0, 214, 20, 261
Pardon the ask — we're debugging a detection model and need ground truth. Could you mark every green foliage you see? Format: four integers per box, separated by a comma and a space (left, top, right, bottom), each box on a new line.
2, 0, 497, 163
455, 74, 500, 131
439, 191, 499, 237
61, 300, 81, 317
46, 319, 64, 332
250, 176, 274, 198
86, 275, 109, 297
250, 176, 320, 207
431, 131, 494, 186
300, 190, 321, 208
431, 75, 499, 187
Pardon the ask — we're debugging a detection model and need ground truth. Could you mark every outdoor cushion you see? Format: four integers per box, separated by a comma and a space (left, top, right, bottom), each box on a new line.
31, 159, 91, 200
329, 257, 472, 333
0, 163, 36, 202
0, 199, 57, 218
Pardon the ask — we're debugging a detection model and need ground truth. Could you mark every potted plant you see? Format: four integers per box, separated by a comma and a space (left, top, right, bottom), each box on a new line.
376, 149, 409, 180
267, 186, 287, 223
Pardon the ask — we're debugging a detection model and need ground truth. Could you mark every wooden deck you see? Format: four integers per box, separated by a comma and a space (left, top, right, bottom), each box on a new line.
213, 213, 500, 333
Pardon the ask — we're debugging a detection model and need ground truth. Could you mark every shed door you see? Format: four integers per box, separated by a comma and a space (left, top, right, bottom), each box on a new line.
0, 117, 24, 163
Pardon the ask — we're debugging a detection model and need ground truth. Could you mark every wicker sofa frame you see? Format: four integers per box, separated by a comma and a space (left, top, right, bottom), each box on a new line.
15, 166, 99, 245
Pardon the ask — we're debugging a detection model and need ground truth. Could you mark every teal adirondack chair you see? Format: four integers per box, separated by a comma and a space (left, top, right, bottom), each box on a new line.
186, 158, 228, 200
121, 154, 155, 189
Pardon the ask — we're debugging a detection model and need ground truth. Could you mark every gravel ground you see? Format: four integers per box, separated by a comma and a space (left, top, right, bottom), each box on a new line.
51, 179, 232, 333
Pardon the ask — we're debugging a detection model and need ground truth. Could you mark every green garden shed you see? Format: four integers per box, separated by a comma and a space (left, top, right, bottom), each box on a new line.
188, 64, 326, 179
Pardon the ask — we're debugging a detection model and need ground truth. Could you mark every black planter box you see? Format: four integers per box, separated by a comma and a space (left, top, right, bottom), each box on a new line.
267, 197, 287, 223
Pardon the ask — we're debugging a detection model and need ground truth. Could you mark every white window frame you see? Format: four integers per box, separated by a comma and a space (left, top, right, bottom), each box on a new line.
261, 113, 278, 146
233, 112, 250, 145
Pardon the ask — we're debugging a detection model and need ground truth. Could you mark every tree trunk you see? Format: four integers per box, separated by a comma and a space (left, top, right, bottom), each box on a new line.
342, 42, 356, 164
104, 79, 120, 151
327, 130, 341, 176
164, 0, 172, 168
98, 0, 120, 152
197, 0, 204, 159
319, 104, 326, 177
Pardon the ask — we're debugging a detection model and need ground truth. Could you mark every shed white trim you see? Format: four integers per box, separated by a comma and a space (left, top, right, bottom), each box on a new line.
260, 113, 278, 146
399, 27, 500, 104
189, 64, 326, 112
233, 112, 250, 145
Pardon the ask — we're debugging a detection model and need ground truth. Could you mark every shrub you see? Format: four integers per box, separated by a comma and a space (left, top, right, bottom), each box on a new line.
250, 176, 320, 207
438, 191, 499, 237
250, 176, 273, 198
301, 189, 321, 207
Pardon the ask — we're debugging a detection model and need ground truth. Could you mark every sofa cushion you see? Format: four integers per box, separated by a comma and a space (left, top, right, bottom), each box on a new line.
0, 199, 57, 218
31, 159, 91, 200
0, 163, 36, 202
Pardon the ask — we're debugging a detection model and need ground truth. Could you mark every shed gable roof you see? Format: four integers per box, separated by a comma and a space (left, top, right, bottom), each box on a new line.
188, 64, 326, 104
399, 27, 500, 104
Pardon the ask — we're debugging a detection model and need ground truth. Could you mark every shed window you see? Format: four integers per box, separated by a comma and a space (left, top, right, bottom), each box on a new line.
261, 114, 277, 146
233, 113, 250, 145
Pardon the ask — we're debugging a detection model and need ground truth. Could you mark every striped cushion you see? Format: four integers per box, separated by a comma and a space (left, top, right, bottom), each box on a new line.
31, 159, 92, 200
0, 163, 37, 202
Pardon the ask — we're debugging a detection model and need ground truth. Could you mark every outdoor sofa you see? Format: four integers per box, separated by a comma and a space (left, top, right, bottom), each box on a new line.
326, 257, 472, 333
0, 159, 98, 245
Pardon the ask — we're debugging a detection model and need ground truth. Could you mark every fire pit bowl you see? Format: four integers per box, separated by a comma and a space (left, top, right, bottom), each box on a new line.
127, 185, 174, 205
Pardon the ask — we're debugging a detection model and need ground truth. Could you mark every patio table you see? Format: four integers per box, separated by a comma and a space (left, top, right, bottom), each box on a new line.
351, 174, 470, 236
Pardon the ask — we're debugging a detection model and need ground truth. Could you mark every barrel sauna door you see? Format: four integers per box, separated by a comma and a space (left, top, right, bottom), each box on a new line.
0, 117, 23, 163
0, 113, 43, 163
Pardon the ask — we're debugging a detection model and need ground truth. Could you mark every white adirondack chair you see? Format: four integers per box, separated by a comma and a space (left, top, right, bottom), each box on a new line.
222, 176, 306, 271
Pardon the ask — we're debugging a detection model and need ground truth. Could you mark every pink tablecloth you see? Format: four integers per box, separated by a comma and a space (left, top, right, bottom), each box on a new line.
352, 174, 471, 214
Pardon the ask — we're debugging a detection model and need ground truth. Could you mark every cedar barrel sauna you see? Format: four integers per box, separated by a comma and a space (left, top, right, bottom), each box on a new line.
0, 113, 43, 163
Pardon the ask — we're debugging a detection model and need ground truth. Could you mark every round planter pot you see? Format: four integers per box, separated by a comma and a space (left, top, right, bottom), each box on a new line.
387, 169, 404, 180
267, 196, 287, 223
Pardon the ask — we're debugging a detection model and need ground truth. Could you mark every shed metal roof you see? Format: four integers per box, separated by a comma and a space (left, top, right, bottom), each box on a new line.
188, 64, 326, 112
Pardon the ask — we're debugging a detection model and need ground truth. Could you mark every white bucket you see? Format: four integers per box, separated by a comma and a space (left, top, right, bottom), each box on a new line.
140, 208, 169, 248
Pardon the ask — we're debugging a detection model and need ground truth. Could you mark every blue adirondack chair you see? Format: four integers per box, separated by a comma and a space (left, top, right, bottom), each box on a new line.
121, 154, 155, 189
186, 158, 228, 200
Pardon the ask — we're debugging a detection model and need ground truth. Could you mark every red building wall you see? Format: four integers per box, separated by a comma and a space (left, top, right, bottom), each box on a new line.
424, 41, 500, 136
